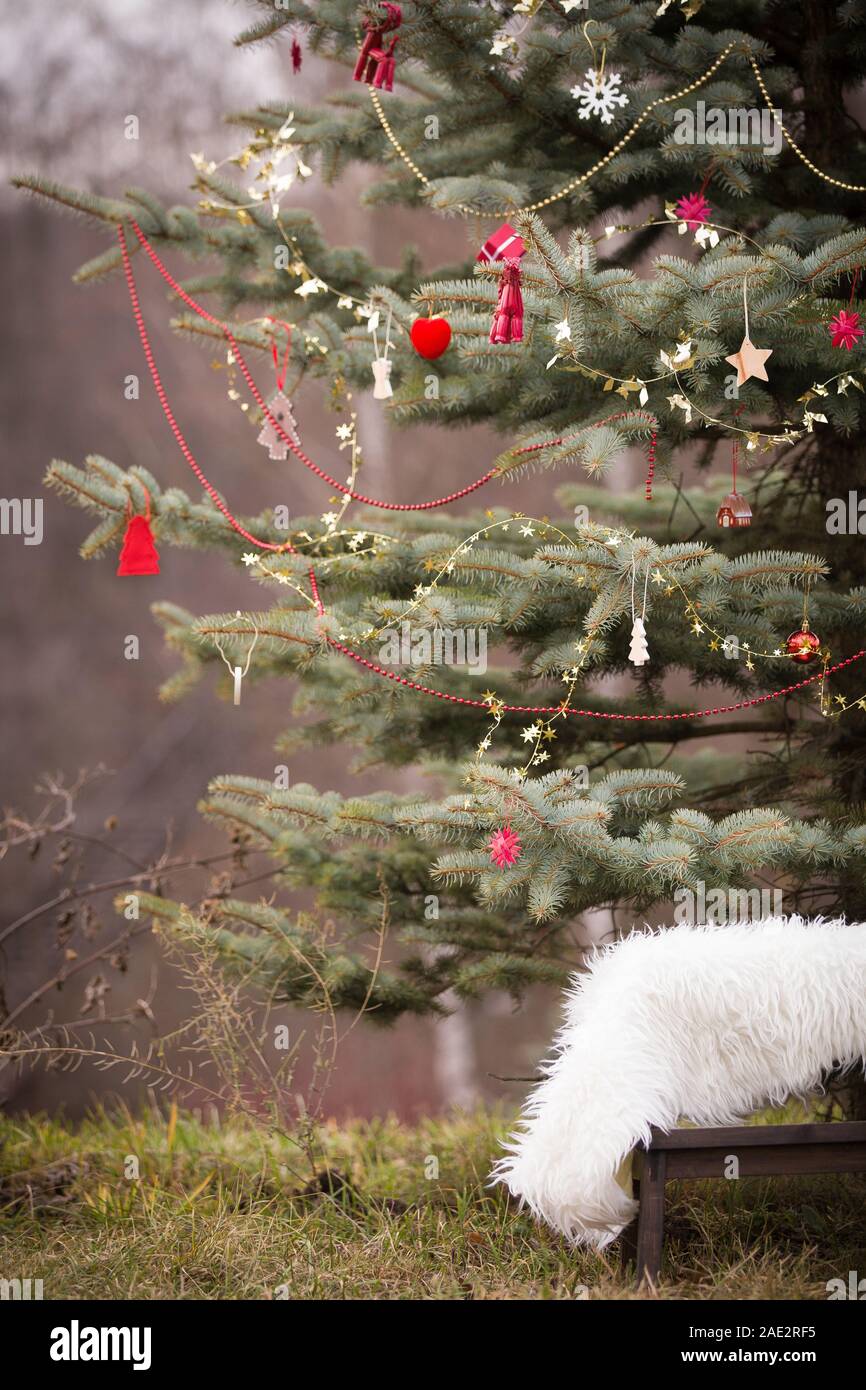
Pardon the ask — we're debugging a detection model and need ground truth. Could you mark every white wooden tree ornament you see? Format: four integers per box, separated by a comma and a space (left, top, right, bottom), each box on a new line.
629, 615, 649, 666
258, 391, 301, 460
628, 558, 650, 667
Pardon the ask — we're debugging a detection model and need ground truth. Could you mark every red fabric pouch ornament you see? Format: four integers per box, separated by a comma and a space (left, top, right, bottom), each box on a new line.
478, 223, 526, 345
353, 3, 402, 92
117, 488, 159, 576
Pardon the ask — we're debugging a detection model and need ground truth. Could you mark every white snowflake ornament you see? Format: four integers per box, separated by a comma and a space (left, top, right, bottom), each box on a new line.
571, 68, 629, 125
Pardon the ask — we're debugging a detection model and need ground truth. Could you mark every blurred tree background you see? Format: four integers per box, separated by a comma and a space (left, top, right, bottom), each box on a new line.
2, 0, 560, 1117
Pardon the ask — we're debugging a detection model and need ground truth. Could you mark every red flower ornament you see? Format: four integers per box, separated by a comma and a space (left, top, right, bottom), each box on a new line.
488, 824, 522, 869
828, 309, 863, 351
674, 192, 712, 232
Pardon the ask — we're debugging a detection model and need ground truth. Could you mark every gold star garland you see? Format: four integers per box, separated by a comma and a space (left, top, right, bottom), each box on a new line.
187, 112, 864, 722
541, 212, 862, 449
194, 132, 863, 459
242, 512, 857, 768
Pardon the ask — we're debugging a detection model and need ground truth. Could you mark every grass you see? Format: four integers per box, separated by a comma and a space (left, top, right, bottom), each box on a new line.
1, 1104, 864, 1300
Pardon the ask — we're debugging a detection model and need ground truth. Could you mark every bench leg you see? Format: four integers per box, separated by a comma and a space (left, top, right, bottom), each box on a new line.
634, 1150, 666, 1287
619, 1177, 640, 1271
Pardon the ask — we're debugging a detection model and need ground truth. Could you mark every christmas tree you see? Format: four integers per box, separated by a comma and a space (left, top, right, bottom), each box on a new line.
15, 2, 866, 1064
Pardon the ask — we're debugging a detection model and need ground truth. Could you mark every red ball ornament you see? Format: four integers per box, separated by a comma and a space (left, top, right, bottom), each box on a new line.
410, 315, 451, 360
785, 623, 821, 664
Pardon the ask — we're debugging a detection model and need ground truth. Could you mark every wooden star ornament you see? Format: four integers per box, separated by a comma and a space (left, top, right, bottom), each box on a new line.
725, 336, 772, 386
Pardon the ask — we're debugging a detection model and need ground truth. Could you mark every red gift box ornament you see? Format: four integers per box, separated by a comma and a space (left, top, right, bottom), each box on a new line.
476, 223, 527, 267
353, 2, 402, 93
117, 490, 159, 577
478, 223, 527, 346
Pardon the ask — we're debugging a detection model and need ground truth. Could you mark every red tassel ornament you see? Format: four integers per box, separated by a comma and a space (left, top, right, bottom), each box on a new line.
353, 2, 402, 93
117, 492, 159, 576
291, 38, 303, 74
489, 257, 524, 345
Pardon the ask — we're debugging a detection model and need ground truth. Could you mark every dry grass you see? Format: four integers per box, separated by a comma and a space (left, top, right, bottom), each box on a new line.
1, 1105, 864, 1300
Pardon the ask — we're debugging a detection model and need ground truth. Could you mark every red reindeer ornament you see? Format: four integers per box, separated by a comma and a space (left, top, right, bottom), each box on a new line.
354, 3, 402, 93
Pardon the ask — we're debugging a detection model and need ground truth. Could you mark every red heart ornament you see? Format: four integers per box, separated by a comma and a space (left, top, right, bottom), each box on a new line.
410, 316, 451, 360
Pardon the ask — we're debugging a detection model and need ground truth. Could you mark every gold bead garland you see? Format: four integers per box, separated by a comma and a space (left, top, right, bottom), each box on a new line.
245, 513, 856, 769
747, 57, 866, 194
371, 43, 866, 214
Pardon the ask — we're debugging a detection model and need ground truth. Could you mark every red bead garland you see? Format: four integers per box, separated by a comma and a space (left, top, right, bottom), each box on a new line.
127, 223, 496, 513
645, 433, 656, 500
514, 414, 658, 499
116, 221, 866, 728
325, 637, 864, 721
118, 231, 299, 551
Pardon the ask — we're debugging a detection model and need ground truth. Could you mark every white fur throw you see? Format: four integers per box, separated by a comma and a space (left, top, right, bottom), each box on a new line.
493, 918, 866, 1248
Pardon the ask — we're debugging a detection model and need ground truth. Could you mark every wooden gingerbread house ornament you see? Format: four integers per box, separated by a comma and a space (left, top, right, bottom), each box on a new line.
717, 429, 752, 528
716, 490, 752, 528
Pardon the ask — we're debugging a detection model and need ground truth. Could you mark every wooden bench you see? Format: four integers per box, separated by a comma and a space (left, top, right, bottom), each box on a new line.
619, 1121, 866, 1286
